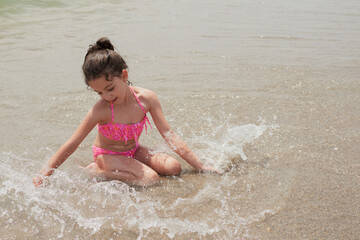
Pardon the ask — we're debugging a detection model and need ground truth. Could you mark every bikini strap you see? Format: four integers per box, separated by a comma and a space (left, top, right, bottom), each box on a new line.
130, 87, 147, 114
110, 101, 115, 123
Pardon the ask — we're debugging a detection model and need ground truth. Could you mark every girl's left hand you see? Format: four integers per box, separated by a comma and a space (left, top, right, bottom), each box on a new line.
33, 175, 48, 187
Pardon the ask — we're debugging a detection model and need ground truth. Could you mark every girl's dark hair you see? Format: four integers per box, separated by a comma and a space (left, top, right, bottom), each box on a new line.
82, 37, 131, 85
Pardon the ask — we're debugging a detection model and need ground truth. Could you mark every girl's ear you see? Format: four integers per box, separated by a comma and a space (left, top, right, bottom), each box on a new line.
121, 70, 128, 81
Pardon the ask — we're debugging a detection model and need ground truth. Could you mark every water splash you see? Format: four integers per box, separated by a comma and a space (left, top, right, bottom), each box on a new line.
190, 119, 267, 169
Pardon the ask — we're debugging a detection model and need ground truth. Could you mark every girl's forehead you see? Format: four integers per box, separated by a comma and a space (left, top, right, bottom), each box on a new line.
89, 76, 112, 91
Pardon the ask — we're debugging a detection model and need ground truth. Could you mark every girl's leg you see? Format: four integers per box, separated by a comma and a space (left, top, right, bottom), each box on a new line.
134, 145, 182, 176
89, 154, 160, 187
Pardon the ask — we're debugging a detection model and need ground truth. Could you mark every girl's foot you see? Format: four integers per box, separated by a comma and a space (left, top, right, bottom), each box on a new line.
79, 163, 104, 177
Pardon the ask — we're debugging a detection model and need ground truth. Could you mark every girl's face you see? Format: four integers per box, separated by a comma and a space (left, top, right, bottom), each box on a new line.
89, 70, 128, 103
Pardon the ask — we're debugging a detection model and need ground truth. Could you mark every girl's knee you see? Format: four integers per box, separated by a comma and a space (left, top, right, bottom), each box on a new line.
166, 157, 181, 176
141, 168, 160, 186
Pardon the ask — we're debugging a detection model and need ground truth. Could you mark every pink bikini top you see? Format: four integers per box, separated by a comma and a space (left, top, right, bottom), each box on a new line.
97, 88, 152, 146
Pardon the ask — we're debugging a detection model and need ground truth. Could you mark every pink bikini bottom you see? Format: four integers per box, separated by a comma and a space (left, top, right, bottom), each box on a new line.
92, 145, 138, 161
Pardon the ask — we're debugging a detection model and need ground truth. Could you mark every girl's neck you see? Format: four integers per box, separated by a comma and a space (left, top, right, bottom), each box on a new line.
117, 85, 134, 107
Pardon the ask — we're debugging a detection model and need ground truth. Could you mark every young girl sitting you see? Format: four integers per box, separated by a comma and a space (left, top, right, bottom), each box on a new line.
33, 37, 220, 187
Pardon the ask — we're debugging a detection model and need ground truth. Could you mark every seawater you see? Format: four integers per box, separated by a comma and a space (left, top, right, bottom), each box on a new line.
1, 0, 359, 239
0, 122, 268, 239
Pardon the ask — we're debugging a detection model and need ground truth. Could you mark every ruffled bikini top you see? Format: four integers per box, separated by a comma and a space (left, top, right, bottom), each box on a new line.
97, 87, 152, 146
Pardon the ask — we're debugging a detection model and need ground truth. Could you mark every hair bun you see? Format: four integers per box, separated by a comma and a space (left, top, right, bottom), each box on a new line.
96, 37, 114, 51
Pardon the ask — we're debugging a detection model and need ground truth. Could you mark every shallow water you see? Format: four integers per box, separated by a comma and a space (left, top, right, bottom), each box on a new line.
1, 0, 359, 239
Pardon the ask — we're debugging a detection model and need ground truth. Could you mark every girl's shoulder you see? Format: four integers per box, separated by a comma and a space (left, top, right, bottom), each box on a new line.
91, 99, 111, 122
132, 86, 157, 97
131, 86, 160, 111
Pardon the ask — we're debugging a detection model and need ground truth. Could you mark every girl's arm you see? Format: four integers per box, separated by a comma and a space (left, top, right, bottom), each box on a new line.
33, 107, 100, 186
147, 90, 221, 174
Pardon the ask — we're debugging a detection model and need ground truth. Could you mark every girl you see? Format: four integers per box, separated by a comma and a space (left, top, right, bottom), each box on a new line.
33, 37, 221, 187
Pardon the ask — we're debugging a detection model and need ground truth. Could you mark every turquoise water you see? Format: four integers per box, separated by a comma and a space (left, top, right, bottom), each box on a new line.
1, 0, 359, 239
